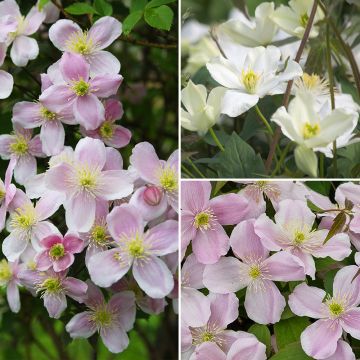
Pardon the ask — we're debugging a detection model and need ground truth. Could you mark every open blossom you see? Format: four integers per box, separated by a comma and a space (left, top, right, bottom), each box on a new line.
0, 125, 45, 184
254, 199, 351, 279
0, 0, 45, 66
206, 45, 303, 117
88, 204, 178, 298
49, 16, 122, 76
45, 137, 133, 232
80, 99, 131, 148
289, 266, 360, 359
0, 42, 13, 99
2, 189, 62, 261
36, 233, 84, 272
203, 219, 305, 324
39, 52, 123, 131
130, 142, 179, 211
66, 281, 136, 354
0, 259, 21, 312
181, 181, 249, 264
0, 158, 16, 231
181, 80, 226, 135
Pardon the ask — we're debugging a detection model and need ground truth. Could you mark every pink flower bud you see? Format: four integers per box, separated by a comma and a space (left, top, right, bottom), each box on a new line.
143, 186, 163, 206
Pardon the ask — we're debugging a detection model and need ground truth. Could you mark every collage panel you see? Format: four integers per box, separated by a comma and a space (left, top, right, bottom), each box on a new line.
181, 180, 360, 359
181, 0, 360, 179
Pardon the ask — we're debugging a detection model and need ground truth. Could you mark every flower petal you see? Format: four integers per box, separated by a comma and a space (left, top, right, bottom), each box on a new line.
12, 101, 42, 128
98, 170, 134, 201
44, 292, 67, 318
6, 281, 20, 313
60, 52, 90, 83
100, 325, 129, 354
90, 74, 123, 98
73, 94, 105, 131
10, 35, 39, 67
74, 137, 106, 169
108, 291, 136, 331
89, 50, 120, 76
145, 219, 178, 255
0, 70, 13, 99
66, 312, 96, 338
40, 121, 65, 156
88, 16, 122, 50
182, 287, 210, 327
221, 90, 259, 117
208, 292, 239, 329
49, 19, 81, 51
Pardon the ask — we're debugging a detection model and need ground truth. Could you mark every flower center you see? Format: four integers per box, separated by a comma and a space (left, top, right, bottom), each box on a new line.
194, 212, 210, 229
201, 331, 215, 343
328, 302, 344, 317
242, 70, 259, 94
0, 188, 5, 202
300, 13, 309, 27
303, 123, 320, 139
127, 236, 145, 258
91, 306, 112, 328
91, 225, 109, 245
40, 106, 57, 121
10, 136, 29, 155
11, 205, 37, 231
159, 167, 177, 192
77, 167, 98, 192
49, 243, 65, 260
66, 31, 93, 55
39, 277, 62, 294
99, 121, 114, 139
293, 230, 306, 245
248, 265, 261, 279
72, 79, 90, 96
0, 259, 12, 285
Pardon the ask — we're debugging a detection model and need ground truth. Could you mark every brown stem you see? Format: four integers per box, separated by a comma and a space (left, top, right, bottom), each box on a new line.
119, 35, 177, 49
265, 0, 319, 173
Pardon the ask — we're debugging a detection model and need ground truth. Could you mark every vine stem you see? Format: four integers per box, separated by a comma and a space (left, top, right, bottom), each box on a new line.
209, 127, 225, 152
255, 105, 274, 135
187, 158, 206, 178
265, 0, 319, 173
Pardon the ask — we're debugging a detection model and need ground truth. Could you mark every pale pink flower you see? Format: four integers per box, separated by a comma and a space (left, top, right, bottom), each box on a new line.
203, 219, 305, 324
181, 181, 249, 264
0, 42, 13, 99
289, 266, 360, 359
36, 233, 84, 272
254, 199, 351, 279
45, 137, 133, 232
87, 204, 178, 298
36, 0, 59, 24
0, 157, 16, 231
0, 0, 45, 66
80, 99, 131, 148
39, 52, 123, 131
0, 258, 21, 313
66, 281, 136, 354
0, 125, 45, 184
49, 16, 122, 76
130, 142, 179, 211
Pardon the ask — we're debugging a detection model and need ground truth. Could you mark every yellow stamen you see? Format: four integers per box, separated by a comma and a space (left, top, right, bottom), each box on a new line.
303, 123, 320, 139
99, 121, 114, 139
159, 167, 177, 192
242, 69, 259, 94
9, 135, 29, 156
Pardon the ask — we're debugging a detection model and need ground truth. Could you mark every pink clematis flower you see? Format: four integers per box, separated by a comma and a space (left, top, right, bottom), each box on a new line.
203, 219, 306, 324
130, 142, 179, 211
0, 42, 13, 99
39, 52, 123, 131
36, 233, 84, 272
49, 16, 122, 76
3, 189, 62, 261
0, 157, 16, 231
66, 281, 136, 354
181, 181, 249, 264
289, 266, 360, 359
0, 125, 45, 184
87, 204, 178, 298
80, 99, 131, 148
12, 99, 76, 156
254, 199, 351, 279
0, 258, 21, 313
0, 0, 45, 66
45, 137, 133, 232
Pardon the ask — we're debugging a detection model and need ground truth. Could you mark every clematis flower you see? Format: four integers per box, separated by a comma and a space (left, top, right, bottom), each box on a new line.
130, 142, 179, 211
80, 99, 131, 148
0, 158, 16, 231
0, 125, 46, 185
88, 204, 178, 298
203, 219, 305, 324
39, 52, 123, 131
254, 199, 351, 279
3, 189, 62, 261
0, 42, 13, 99
289, 266, 360, 359
66, 281, 136, 354
49, 16, 122, 76
181, 80, 226, 135
0, 258, 21, 313
206, 45, 302, 117
45, 137, 133, 232
36, 233, 84, 272
181, 181, 249, 264
270, 0, 324, 39
36, 0, 60, 24
12, 99, 77, 156
0, 0, 45, 66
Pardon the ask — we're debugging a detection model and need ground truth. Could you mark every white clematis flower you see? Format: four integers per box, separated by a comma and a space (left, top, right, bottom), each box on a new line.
270, 0, 324, 39
181, 80, 226, 135
206, 45, 303, 117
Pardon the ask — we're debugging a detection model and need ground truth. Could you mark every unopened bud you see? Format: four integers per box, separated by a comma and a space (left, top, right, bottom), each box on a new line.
143, 186, 163, 206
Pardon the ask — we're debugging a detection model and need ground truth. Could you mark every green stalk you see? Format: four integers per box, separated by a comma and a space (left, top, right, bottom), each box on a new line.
209, 127, 225, 152
255, 105, 274, 136
187, 158, 206, 179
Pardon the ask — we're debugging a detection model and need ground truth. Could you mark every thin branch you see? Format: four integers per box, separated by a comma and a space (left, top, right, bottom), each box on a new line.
119, 35, 177, 49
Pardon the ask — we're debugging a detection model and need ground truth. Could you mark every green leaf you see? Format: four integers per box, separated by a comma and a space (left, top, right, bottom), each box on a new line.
212, 181, 227, 196
248, 324, 271, 356
305, 181, 331, 196
274, 317, 310, 350
65, 3, 98, 15
144, 5, 174, 31
324, 269, 338, 296
131, 0, 148, 12
210, 132, 265, 177
323, 212, 346, 244
270, 342, 312, 359
146, 0, 176, 8
38, 0, 50, 10
93, 0, 113, 15
123, 10, 143, 35
306, 199, 324, 213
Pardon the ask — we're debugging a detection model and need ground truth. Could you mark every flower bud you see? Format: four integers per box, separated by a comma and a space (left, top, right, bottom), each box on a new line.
143, 186, 163, 206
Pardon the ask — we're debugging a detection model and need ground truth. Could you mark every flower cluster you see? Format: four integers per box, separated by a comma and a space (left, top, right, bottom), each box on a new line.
181, 180, 360, 359
0, 10, 178, 354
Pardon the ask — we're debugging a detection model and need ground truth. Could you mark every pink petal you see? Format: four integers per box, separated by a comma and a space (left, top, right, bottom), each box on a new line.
105, 125, 131, 148
35, 251, 52, 270
66, 311, 95, 338
74, 137, 106, 169
290, 248, 316, 279
29, 134, 46, 157
32, 221, 60, 251
208, 292, 239, 329
73, 94, 105, 131
98, 170, 134, 200
60, 52, 90, 83
40, 234, 62, 249
312, 232, 351, 260
44, 292, 67, 318
245, 280, 286, 324
39, 84, 75, 112
49, 19, 81, 51
194, 342, 226, 360
40, 121, 65, 156
108, 291, 136, 331
182, 253, 206, 289
90, 74, 122, 98
23, 6, 46, 35
275, 199, 315, 227
0, 70, 13, 99
100, 325, 129, 354
103, 147, 123, 170
325, 340, 355, 360
53, 253, 74, 272
288, 283, 327, 318
227, 337, 267, 360
181, 180, 211, 213
35, 192, 63, 220
0, 1, 20, 19
340, 308, 360, 339
0, 134, 13, 157
182, 287, 210, 327
84, 280, 104, 308
12, 101, 42, 128
301, 319, 342, 359
88, 16, 122, 50
40, 73, 53, 91
45, 162, 74, 194
181, 323, 193, 352
63, 277, 88, 301
6, 281, 20, 313
105, 98, 123, 121
132, 256, 174, 298
14, 155, 36, 185
10, 35, 39, 67
2, 231, 28, 261
58, 104, 77, 124
63, 234, 84, 253
89, 50, 120, 76
333, 266, 360, 307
